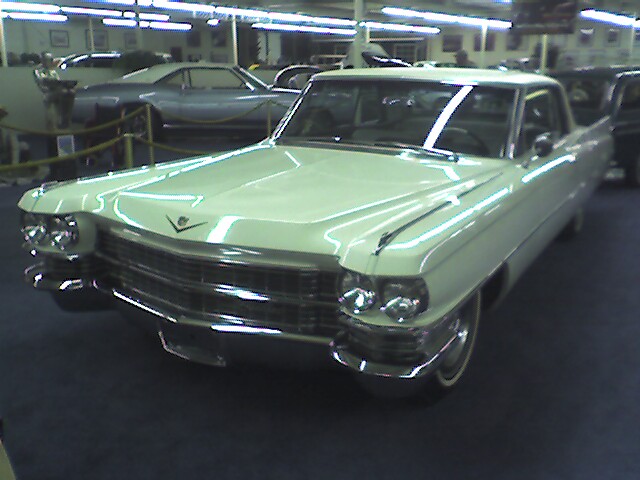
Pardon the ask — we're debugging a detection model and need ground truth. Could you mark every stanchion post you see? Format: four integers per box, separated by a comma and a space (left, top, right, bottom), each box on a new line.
266, 100, 272, 137
145, 104, 155, 166
123, 133, 134, 169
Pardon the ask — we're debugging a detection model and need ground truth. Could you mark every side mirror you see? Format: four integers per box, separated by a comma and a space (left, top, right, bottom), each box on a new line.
533, 134, 554, 157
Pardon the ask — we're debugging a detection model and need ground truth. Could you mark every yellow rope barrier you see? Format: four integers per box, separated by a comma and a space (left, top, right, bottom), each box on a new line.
0, 106, 146, 137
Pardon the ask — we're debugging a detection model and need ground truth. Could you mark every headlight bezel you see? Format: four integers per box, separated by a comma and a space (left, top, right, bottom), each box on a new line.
21, 212, 80, 251
337, 269, 429, 323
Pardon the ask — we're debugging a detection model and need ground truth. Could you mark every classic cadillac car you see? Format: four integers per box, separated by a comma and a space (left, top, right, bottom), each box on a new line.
71, 62, 299, 136
19, 68, 612, 397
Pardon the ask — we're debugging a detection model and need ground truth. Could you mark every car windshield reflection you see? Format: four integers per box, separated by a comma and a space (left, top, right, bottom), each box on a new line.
276, 79, 516, 158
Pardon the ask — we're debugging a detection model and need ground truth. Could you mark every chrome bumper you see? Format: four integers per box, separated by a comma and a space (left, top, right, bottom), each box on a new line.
25, 262, 457, 379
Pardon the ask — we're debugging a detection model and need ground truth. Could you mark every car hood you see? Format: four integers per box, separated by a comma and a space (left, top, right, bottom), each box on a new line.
22, 142, 506, 263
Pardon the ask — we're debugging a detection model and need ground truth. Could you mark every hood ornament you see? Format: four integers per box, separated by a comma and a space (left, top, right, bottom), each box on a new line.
166, 215, 207, 234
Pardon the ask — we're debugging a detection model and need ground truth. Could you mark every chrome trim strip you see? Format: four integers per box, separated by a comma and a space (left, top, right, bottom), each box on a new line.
330, 320, 459, 379
24, 263, 94, 291
109, 287, 333, 346
373, 172, 504, 255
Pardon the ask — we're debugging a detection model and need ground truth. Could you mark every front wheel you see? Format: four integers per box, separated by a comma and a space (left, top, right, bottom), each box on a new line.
430, 290, 482, 390
356, 291, 482, 400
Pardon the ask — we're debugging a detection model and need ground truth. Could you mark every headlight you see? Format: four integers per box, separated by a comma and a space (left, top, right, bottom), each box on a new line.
21, 213, 80, 250
338, 271, 376, 314
380, 279, 429, 323
49, 215, 79, 250
21, 213, 48, 245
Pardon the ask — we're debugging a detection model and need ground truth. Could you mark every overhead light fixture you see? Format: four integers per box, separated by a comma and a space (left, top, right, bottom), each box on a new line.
215, 6, 356, 27
60, 7, 123, 17
580, 9, 637, 27
3, 12, 68, 22
151, 1, 215, 14
252, 23, 356, 36
0, 2, 60, 13
361, 21, 439, 35
147, 20, 191, 30
382, 6, 511, 30
207, 19, 220, 27
123, 11, 170, 21
103, 18, 137, 27
102, 17, 191, 30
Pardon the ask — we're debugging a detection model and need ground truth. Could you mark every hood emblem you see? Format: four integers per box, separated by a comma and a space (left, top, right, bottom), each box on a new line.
166, 215, 207, 234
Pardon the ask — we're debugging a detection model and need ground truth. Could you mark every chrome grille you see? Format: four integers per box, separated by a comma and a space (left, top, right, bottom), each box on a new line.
95, 229, 341, 336
343, 319, 423, 365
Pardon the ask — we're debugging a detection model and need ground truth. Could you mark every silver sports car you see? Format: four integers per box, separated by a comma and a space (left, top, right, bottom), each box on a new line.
71, 62, 300, 135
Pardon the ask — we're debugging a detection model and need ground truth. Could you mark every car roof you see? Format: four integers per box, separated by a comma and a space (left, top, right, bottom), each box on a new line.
118, 61, 236, 83
552, 65, 640, 79
314, 67, 557, 87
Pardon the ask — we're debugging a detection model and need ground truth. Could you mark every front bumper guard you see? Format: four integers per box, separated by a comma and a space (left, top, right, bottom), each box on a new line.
25, 262, 460, 380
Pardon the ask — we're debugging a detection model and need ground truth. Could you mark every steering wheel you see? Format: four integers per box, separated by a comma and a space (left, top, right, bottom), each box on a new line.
438, 127, 491, 156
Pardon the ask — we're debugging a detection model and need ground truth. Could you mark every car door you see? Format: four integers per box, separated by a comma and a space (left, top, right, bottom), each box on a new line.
177, 67, 265, 129
515, 85, 578, 231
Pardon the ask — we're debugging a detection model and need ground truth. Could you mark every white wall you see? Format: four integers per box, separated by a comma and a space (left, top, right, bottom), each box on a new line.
428, 19, 640, 67
1, 16, 233, 63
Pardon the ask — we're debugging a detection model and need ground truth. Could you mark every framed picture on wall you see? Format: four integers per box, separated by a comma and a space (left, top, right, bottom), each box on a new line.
85, 29, 109, 50
442, 34, 463, 53
579, 28, 594, 47
187, 31, 201, 48
50, 30, 69, 48
473, 32, 496, 51
506, 31, 528, 51
212, 29, 226, 47
606, 28, 620, 47
124, 32, 137, 50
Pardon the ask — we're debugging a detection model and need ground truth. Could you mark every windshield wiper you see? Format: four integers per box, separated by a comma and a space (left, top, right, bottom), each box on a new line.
277, 136, 342, 144
370, 141, 459, 162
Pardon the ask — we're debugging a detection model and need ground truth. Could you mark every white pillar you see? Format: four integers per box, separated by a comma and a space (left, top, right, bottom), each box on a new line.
135, 4, 144, 49
352, 0, 366, 68
629, 17, 636, 63
231, 16, 238, 65
479, 24, 488, 68
88, 18, 95, 51
0, 11, 8, 68
539, 34, 548, 73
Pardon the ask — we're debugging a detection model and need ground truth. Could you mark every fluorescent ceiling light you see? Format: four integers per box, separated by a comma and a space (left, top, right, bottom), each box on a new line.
216, 6, 355, 27
252, 23, 356, 36
382, 6, 511, 30
152, 1, 215, 14
361, 21, 439, 35
60, 7, 123, 17
147, 20, 191, 30
98, 0, 136, 5
123, 11, 170, 21
102, 17, 191, 30
103, 18, 137, 27
580, 9, 637, 27
4, 12, 67, 22
0, 2, 60, 13
207, 18, 220, 27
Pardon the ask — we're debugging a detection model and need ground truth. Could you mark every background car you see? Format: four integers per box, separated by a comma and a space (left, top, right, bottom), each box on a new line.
59, 50, 173, 71
72, 62, 300, 138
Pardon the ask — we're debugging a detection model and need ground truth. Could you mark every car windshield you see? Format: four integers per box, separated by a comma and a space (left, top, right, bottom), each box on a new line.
276, 79, 516, 158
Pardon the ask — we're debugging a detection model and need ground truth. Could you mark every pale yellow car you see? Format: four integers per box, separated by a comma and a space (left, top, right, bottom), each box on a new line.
18, 68, 612, 397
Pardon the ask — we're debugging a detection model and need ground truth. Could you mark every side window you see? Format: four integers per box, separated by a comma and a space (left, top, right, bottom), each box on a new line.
189, 68, 247, 89
518, 86, 566, 155
162, 70, 188, 87
618, 80, 640, 121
